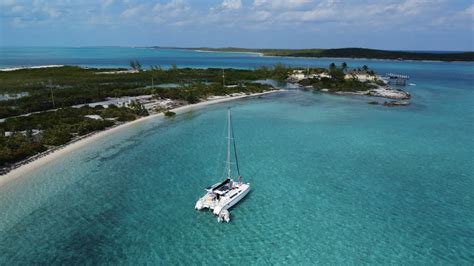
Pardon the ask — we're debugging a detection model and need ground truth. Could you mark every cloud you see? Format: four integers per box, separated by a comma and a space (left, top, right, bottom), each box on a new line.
2, 0, 472, 36
461, 4, 474, 16
431, 3, 474, 29
2, 0, 65, 27
31, 0, 62, 18
153, 0, 190, 15
244, 0, 457, 32
222, 0, 242, 10
0, 0, 16, 7
101, 0, 114, 8
121, 4, 146, 18
253, 0, 313, 10
150, 0, 193, 26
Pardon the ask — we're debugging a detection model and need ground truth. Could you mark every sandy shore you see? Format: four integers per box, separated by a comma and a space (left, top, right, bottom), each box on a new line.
193, 49, 263, 57
0, 90, 280, 187
0, 65, 65, 72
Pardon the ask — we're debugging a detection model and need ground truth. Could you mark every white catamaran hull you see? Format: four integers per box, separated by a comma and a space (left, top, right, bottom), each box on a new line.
213, 183, 250, 215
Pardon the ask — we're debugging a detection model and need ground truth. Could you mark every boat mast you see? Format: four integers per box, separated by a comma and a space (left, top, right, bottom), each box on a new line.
230, 112, 240, 178
225, 108, 242, 180
226, 108, 232, 179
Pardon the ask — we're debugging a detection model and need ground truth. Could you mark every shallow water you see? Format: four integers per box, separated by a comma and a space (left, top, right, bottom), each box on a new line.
0, 49, 473, 264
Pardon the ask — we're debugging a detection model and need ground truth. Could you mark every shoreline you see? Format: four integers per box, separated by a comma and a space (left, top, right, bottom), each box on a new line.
258, 54, 474, 64
192, 49, 264, 57
0, 90, 281, 188
187, 49, 473, 63
1, 55, 472, 72
188, 47, 474, 63
0, 65, 65, 71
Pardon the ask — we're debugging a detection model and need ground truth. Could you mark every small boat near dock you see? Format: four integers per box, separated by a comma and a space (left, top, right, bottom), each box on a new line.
195, 108, 250, 223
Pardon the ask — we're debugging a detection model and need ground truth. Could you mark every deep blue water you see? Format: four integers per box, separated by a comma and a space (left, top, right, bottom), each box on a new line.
0, 48, 473, 264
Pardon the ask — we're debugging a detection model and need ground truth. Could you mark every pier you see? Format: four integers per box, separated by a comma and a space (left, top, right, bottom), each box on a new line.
385, 73, 410, 86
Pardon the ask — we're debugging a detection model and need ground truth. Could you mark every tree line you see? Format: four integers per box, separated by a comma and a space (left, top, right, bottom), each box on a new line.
0, 65, 288, 118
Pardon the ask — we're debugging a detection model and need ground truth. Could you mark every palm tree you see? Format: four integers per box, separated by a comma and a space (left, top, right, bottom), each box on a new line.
341, 62, 348, 72
129, 60, 142, 71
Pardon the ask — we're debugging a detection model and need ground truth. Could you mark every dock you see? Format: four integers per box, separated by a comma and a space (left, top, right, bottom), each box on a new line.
385, 73, 410, 86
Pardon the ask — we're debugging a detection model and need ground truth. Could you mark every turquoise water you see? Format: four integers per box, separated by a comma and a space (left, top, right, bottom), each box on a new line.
0, 49, 473, 264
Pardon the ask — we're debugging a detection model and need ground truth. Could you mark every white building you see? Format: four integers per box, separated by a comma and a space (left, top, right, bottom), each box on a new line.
4, 129, 42, 137
309, 73, 331, 79
344, 70, 378, 82
288, 69, 333, 82
288, 70, 306, 81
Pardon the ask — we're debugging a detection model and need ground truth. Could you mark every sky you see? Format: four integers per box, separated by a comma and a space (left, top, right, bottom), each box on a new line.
1, 0, 473, 50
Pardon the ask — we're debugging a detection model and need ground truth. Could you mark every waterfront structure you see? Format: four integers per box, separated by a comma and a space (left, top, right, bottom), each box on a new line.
288, 70, 306, 81
288, 70, 332, 82
345, 70, 378, 82
385, 73, 410, 86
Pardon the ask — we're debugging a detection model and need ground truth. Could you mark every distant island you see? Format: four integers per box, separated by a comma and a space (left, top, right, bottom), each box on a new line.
176, 47, 474, 62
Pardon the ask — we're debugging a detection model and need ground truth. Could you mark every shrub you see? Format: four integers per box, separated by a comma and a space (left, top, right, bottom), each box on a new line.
41, 126, 72, 146
164, 111, 176, 117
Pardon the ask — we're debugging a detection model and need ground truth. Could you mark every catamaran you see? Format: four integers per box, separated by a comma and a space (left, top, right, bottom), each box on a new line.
195, 108, 250, 223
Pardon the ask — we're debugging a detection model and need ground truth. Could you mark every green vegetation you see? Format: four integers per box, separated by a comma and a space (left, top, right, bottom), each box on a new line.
0, 66, 283, 169
0, 66, 284, 118
0, 105, 140, 168
0, 97, 150, 169
130, 60, 142, 71
0, 134, 46, 166
300, 63, 378, 92
151, 81, 271, 105
164, 111, 176, 117
185, 47, 474, 62
128, 100, 149, 116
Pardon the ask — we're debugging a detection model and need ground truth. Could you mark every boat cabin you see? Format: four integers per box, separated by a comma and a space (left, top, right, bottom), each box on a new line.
206, 178, 233, 195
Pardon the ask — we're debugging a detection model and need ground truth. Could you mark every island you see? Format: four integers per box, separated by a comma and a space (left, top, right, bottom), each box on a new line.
287, 63, 411, 104
0, 62, 410, 174
181, 47, 474, 62
0, 64, 293, 174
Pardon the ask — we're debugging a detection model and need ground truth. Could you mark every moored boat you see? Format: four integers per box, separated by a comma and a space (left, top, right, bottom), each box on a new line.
195, 108, 250, 222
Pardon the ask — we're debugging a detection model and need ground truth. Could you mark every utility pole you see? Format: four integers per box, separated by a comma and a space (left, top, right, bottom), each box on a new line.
222, 69, 225, 89
49, 80, 55, 109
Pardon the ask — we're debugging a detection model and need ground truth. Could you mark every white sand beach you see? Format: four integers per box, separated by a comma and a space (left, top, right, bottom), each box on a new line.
193, 49, 263, 57
0, 65, 65, 72
0, 90, 281, 187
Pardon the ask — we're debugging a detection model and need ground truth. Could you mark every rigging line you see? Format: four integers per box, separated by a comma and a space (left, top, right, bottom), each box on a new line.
226, 108, 232, 179
217, 112, 228, 181
230, 109, 241, 177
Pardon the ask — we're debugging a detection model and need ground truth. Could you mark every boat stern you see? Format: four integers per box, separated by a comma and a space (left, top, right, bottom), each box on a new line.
195, 199, 204, 210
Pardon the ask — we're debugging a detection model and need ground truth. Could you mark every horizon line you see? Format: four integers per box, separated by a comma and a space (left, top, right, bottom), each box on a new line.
0, 45, 472, 53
